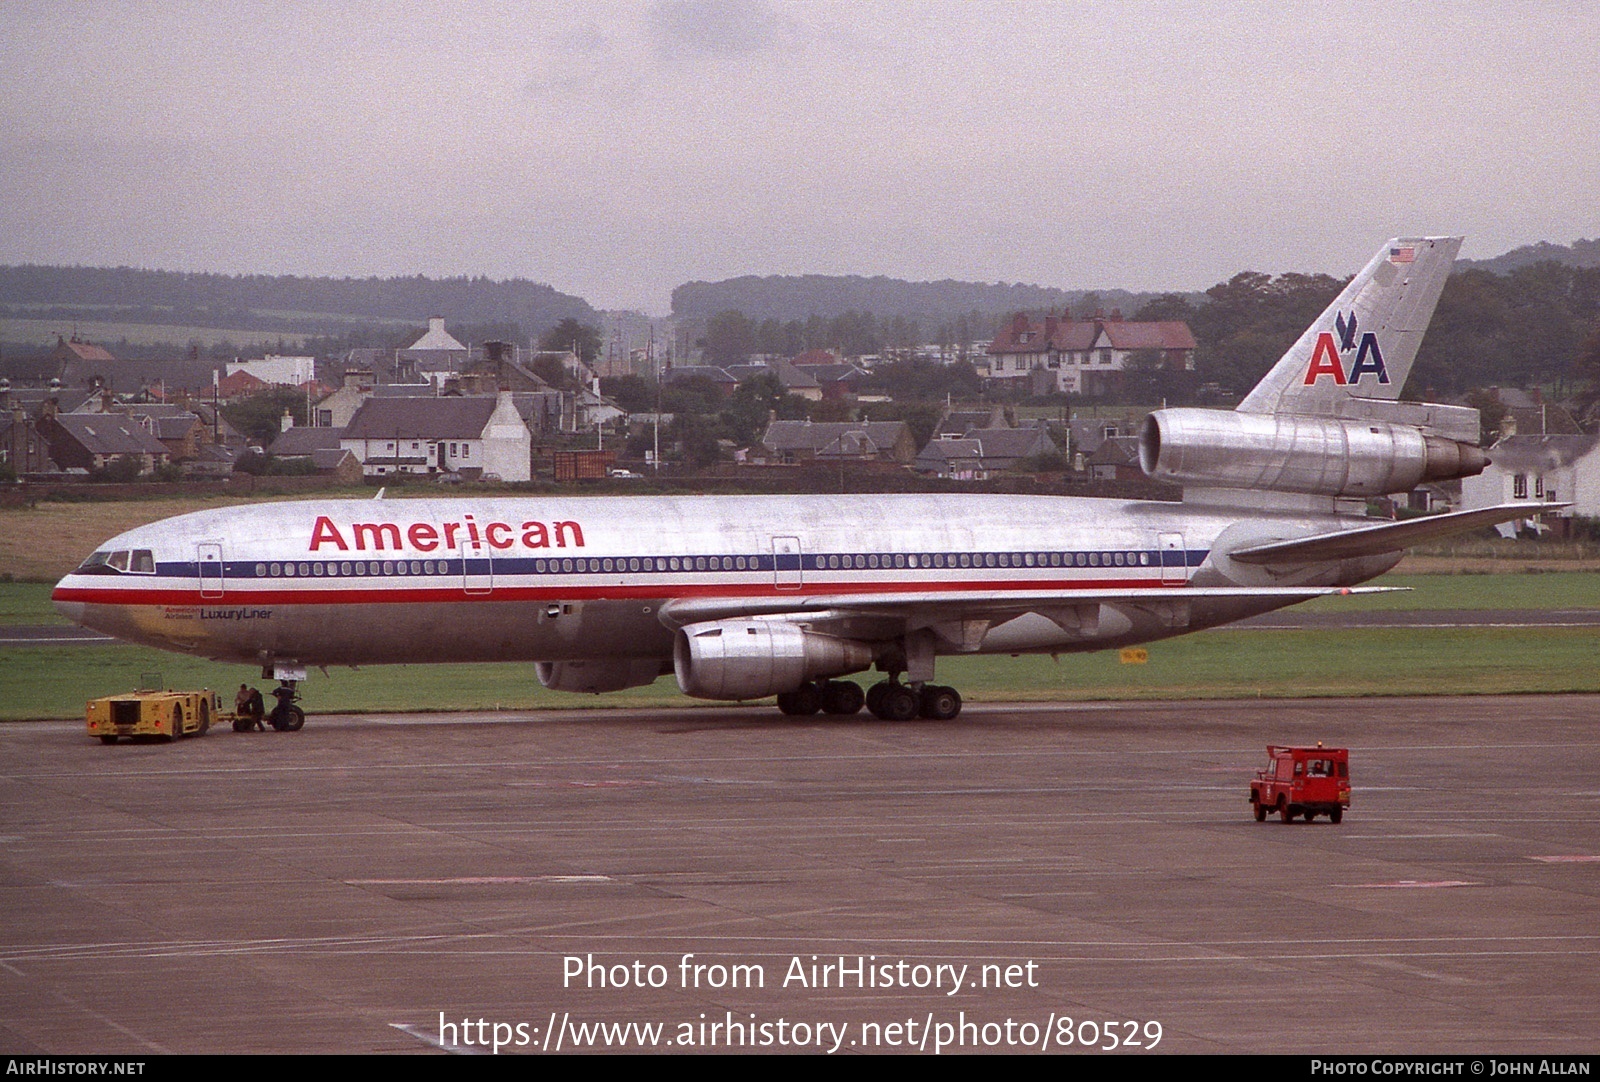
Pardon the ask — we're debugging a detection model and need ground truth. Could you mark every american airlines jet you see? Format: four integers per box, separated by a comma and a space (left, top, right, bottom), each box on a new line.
53, 238, 1546, 722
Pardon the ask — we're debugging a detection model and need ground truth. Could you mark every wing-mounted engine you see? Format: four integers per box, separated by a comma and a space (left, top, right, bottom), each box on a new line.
536, 659, 669, 694
1139, 407, 1487, 498
674, 619, 874, 701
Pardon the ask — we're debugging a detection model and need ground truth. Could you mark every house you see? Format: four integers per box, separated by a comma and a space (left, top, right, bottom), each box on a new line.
797, 363, 868, 401
914, 426, 1059, 479
269, 426, 360, 481
986, 312, 1196, 395
752, 420, 916, 465
313, 371, 379, 428
124, 404, 209, 461
342, 393, 532, 481
59, 356, 224, 399
1, 409, 59, 475
400, 316, 470, 388
1460, 434, 1600, 537
38, 410, 170, 474
724, 361, 823, 402
48, 336, 116, 372
931, 407, 1008, 441
1084, 435, 1144, 481
225, 355, 316, 388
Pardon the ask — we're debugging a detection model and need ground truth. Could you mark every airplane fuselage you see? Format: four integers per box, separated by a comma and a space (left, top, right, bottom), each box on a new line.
51, 492, 1394, 670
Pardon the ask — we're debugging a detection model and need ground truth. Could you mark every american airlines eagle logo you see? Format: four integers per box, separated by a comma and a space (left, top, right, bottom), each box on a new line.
1302, 310, 1390, 386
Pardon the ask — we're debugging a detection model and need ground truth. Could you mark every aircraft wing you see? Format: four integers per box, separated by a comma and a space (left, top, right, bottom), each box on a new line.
1227, 502, 1567, 566
658, 584, 1399, 631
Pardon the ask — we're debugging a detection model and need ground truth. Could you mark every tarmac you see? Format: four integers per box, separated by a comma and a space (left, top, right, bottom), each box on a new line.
3, 695, 1600, 1055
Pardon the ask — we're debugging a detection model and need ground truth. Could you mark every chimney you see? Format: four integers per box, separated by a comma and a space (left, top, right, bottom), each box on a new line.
429, 316, 446, 336
281, 408, 294, 433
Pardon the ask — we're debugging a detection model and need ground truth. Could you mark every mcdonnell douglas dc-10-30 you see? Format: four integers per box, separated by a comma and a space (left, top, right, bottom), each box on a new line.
53, 237, 1552, 721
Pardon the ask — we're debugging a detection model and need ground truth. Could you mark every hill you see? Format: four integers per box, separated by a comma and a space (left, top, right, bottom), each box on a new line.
671, 273, 1182, 323
0, 265, 600, 346
1457, 238, 1600, 275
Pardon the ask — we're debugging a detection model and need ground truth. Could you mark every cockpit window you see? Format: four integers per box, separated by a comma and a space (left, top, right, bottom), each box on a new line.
72, 549, 156, 575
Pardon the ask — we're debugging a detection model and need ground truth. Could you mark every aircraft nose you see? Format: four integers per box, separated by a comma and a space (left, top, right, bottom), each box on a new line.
51, 579, 86, 625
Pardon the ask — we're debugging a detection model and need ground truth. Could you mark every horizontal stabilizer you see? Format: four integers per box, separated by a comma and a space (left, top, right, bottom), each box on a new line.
1228, 503, 1567, 566
659, 585, 1399, 629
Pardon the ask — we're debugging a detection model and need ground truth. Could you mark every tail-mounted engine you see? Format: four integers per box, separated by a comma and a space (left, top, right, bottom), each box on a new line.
674, 619, 874, 701
1139, 408, 1488, 498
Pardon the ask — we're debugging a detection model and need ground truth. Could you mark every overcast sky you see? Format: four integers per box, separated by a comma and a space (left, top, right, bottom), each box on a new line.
2, 1, 1596, 314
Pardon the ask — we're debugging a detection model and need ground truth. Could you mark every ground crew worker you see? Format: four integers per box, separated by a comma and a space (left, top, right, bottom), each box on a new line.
236, 684, 265, 731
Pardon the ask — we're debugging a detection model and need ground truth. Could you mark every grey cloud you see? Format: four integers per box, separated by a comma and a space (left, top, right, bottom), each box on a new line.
647, 0, 785, 56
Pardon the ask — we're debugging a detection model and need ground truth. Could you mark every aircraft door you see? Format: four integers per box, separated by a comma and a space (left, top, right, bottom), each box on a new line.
197, 542, 225, 599
772, 536, 802, 591
1158, 532, 1186, 585
463, 540, 493, 595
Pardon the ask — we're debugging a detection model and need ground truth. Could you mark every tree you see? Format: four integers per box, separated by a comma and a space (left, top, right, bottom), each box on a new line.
540, 318, 601, 366
701, 310, 757, 367
222, 387, 309, 445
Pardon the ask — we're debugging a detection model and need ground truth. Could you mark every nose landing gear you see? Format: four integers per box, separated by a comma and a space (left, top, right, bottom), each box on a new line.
268, 680, 306, 732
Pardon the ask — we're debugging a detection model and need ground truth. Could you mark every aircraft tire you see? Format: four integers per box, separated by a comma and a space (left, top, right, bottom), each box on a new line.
919, 686, 962, 720
821, 681, 865, 716
777, 685, 822, 716
271, 705, 306, 732
878, 685, 920, 722
865, 682, 888, 717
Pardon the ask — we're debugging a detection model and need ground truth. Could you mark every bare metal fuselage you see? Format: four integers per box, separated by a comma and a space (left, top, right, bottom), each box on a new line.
51, 492, 1396, 672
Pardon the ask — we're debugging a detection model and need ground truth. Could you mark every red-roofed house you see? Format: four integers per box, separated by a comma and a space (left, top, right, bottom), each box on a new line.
218, 369, 269, 399
49, 336, 116, 369
986, 312, 1196, 395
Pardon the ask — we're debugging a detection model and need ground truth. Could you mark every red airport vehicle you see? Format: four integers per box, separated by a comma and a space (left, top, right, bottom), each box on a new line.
1250, 743, 1350, 823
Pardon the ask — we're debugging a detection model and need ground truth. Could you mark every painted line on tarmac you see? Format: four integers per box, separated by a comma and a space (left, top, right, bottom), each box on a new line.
348, 875, 615, 885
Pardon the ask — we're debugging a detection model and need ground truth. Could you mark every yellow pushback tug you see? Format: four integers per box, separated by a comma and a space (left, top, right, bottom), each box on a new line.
86, 674, 216, 744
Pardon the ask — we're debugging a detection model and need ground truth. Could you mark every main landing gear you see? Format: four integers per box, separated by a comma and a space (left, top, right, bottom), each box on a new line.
775, 679, 963, 720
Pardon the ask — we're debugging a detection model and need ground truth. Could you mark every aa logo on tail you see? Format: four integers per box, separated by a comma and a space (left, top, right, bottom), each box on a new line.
1303, 311, 1389, 386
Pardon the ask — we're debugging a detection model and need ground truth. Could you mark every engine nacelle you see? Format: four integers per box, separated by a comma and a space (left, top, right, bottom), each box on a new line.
1139, 408, 1488, 497
674, 619, 874, 701
536, 659, 666, 694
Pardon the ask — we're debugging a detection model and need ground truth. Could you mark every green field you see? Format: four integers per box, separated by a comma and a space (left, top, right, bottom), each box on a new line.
0, 583, 63, 624
6, 572, 1598, 721
1296, 571, 1600, 611
0, 317, 312, 350
4, 624, 1598, 721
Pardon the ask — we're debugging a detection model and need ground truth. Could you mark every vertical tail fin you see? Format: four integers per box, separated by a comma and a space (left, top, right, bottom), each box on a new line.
1236, 236, 1461, 416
